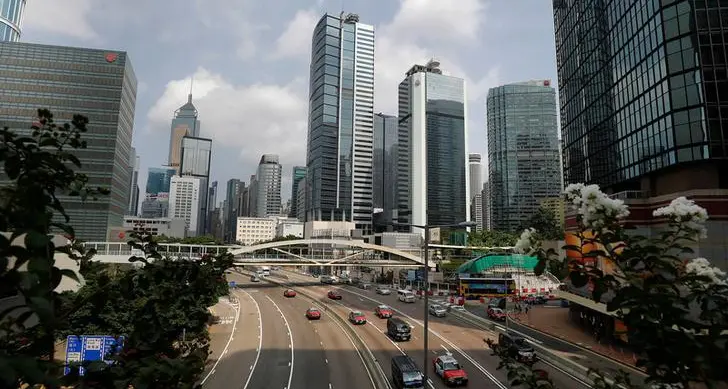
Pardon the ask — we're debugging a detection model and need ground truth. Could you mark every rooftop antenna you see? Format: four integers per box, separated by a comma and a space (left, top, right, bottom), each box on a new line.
188, 76, 194, 102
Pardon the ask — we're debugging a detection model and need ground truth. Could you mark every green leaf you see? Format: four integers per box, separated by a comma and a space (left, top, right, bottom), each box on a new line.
28, 296, 53, 322
24, 231, 50, 251
60, 268, 80, 283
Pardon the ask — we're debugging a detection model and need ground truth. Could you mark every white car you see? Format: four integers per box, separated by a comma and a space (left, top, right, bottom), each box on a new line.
376, 287, 392, 295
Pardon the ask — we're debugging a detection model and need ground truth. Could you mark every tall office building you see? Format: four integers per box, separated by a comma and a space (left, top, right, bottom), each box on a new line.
305, 12, 375, 232
555, 0, 728, 270
169, 175, 201, 237
398, 60, 469, 234
168, 93, 200, 174
207, 180, 217, 236
0, 0, 25, 42
289, 166, 307, 219
468, 154, 483, 200
0, 42, 137, 241
145, 167, 176, 195
487, 80, 561, 232
179, 135, 212, 234
482, 181, 491, 231
373, 113, 399, 230
471, 193, 483, 231
224, 179, 245, 242
254, 154, 282, 217
127, 148, 140, 216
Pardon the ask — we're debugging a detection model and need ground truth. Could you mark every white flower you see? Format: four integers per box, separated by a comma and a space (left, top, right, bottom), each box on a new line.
685, 257, 727, 286
514, 228, 537, 254
653, 197, 708, 238
563, 183, 629, 230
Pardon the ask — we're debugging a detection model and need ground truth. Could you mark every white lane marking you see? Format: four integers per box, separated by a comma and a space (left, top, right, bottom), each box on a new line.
267, 296, 294, 389
494, 324, 507, 331
242, 290, 263, 389
325, 358, 328, 364
200, 296, 240, 385
427, 378, 435, 389
341, 288, 509, 389
441, 344, 449, 353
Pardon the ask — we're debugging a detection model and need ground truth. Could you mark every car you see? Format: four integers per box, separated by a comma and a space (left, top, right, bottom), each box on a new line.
349, 310, 367, 324
250, 275, 260, 282
429, 304, 447, 317
376, 286, 392, 295
488, 307, 507, 321
305, 308, 322, 320
433, 354, 468, 386
327, 290, 342, 300
448, 305, 466, 313
375, 304, 394, 318
283, 289, 297, 298
499, 333, 537, 364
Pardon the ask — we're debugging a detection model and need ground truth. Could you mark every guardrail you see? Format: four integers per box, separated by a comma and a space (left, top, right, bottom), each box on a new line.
233, 269, 391, 389
446, 309, 601, 386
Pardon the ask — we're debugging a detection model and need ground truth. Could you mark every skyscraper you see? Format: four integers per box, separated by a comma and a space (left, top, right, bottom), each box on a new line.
289, 166, 307, 219
0, 42, 137, 241
254, 154, 282, 217
0, 0, 25, 42
128, 148, 140, 216
373, 113, 399, 229
305, 12, 375, 232
207, 181, 217, 236
468, 153, 483, 201
145, 167, 177, 196
398, 60, 469, 234
169, 175, 201, 237
168, 93, 200, 174
224, 179, 245, 243
487, 80, 562, 232
179, 136, 212, 234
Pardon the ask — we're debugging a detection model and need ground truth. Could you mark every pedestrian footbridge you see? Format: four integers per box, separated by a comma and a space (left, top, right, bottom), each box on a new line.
83, 239, 431, 268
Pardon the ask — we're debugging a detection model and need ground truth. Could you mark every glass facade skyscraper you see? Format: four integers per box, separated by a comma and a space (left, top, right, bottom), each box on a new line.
253, 154, 282, 217
398, 61, 469, 233
555, 0, 728, 193
0, 42, 137, 241
146, 167, 177, 196
289, 166, 307, 219
0, 0, 25, 42
180, 136, 212, 234
373, 113, 399, 228
168, 94, 200, 174
487, 80, 562, 232
305, 13, 375, 232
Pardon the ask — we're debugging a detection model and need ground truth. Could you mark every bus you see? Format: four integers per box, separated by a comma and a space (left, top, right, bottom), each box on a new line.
458, 277, 516, 299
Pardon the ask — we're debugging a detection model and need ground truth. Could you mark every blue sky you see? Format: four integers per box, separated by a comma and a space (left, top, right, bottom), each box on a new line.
21, 0, 558, 204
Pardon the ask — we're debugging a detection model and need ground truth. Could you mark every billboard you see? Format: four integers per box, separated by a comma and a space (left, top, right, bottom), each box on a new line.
64, 335, 124, 376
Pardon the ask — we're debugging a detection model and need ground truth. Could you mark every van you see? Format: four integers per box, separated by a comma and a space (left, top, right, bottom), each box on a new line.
397, 289, 416, 303
387, 317, 412, 341
391, 355, 424, 389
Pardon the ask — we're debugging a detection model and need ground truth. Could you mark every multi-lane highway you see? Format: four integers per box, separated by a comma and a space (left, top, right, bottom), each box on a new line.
203, 271, 376, 389
207, 269, 593, 389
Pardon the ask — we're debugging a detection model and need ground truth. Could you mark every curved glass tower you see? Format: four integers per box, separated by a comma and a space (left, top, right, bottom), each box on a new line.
1, 0, 26, 42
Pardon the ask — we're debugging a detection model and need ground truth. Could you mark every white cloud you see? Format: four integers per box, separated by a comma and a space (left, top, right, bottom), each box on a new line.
374, 0, 497, 114
193, 0, 268, 61
147, 67, 308, 181
22, 0, 98, 40
271, 9, 319, 60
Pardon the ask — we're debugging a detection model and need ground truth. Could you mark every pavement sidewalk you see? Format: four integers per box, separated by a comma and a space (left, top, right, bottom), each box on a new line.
511, 305, 637, 367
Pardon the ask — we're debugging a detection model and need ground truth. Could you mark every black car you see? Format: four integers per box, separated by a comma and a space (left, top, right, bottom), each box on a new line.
387, 317, 411, 341
391, 355, 424, 389
499, 333, 537, 364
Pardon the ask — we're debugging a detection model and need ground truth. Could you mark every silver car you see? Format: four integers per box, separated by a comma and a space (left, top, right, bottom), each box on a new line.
429, 304, 447, 317
376, 286, 392, 295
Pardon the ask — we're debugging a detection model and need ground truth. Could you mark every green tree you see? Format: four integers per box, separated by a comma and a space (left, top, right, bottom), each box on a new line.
0, 110, 233, 388
519, 206, 563, 241
491, 184, 728, 389
467, 229, 519, 248
155, 234, 223, 245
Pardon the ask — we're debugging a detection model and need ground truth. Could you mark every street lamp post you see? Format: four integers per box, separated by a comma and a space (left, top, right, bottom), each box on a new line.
392, 218, 477, 386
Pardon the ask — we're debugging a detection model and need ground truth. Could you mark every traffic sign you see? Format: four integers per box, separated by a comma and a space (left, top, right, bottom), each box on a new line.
229, 281, 237, 287
64, 335, 124, 376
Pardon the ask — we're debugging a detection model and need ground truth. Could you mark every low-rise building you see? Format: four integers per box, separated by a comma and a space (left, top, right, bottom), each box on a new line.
276, 219, 304, 238
236, 217, 276, 245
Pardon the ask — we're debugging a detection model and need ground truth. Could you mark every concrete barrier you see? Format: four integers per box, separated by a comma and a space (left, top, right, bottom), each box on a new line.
236, 270, 391, 389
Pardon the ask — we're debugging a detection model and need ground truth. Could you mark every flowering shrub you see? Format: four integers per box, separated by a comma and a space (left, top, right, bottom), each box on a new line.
490, 184, 728, 389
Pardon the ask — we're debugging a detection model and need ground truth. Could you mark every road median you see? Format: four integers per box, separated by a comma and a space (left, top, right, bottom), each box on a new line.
237, 270, 391, 389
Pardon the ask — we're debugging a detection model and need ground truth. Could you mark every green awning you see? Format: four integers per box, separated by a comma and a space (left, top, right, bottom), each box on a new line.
456, 254, 538, 274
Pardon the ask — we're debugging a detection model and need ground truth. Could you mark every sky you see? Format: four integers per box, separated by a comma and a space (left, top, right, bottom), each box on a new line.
20, 0, 558, 205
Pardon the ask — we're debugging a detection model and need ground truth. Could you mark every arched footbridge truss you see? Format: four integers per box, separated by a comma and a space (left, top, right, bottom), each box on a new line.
229, 239, 427, 268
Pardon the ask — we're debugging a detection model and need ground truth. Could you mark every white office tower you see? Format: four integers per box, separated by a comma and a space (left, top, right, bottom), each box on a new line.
169, 175, 202, 237
254, 154, 283, 217
468, 154, 483, 200
305, 13, 375, 233
398, 60, 469, 235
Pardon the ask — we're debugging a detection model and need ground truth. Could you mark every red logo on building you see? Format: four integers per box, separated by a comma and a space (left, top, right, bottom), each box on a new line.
544, 80, 551, 86
118, 231, 125, 239
105, 52, 118, 63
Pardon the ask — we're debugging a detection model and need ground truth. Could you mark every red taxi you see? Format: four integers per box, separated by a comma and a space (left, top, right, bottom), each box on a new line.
327, 290, 342, 300
487, 307, 506, 321
348, 310, 367, 325
283, 289, 297, 298
305, 308, 321, 320
375, 304, 393, 318
433, 354, 468, 386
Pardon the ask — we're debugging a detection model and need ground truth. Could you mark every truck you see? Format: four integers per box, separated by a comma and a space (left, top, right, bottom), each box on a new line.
261, 266, 271, 276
